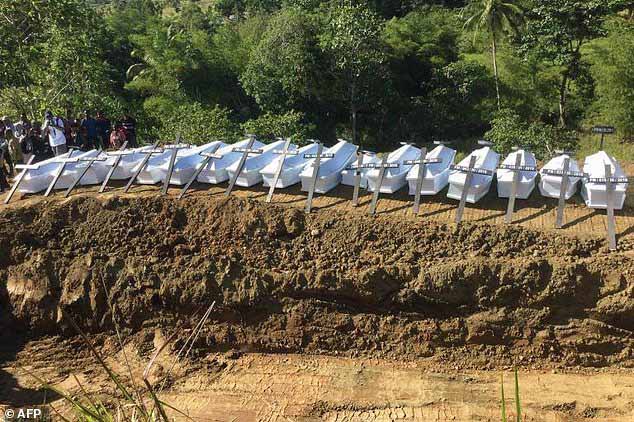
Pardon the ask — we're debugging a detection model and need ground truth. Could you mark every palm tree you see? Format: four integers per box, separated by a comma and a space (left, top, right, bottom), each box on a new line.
463, 0, 525, 110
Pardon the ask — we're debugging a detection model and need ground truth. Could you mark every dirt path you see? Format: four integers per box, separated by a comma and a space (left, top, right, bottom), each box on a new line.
163, 353, 634, 422
3, 343, 634, 421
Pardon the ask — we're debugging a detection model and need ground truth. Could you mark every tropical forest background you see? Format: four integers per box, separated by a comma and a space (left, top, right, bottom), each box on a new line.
2, 0, 634, 160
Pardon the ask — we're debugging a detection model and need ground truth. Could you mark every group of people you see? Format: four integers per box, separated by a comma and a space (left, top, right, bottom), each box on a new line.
0, 111, 138, 192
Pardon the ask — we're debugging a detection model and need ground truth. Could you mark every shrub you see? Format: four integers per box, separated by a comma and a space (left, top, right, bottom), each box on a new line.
485, 109, 577, 160
241, 110, 313, 143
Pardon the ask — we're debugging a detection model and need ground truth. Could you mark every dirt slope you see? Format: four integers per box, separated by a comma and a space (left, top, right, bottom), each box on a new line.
1, 193, 634, 370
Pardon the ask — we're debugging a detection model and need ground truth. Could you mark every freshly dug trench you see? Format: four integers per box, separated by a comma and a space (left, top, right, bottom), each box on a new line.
1, 195, 633, 368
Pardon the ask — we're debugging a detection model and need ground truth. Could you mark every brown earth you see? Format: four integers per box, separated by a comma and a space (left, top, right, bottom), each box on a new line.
1, 184, 634, 419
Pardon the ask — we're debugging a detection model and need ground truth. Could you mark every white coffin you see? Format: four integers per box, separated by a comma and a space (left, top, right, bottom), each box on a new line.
197, 139, 262, 184
260, 143, 319, 188
18, 150, 80, 194
406, 144, 456, 196
341, 151, 379, 189
581, 151, 628, 210
163, 141, 225, 185
538, 154, 582, 200
496, 149, 538, 199
447, 146, 500, 204
366, 144, 421, 193
94, 146, 154, 181
299, 140, 358, 194
226, 139, 286, 187
49, 150, 105, 190
134, 144, 194, 185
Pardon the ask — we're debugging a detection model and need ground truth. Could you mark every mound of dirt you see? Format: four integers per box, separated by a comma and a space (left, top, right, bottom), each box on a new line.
1, 194, 633, 369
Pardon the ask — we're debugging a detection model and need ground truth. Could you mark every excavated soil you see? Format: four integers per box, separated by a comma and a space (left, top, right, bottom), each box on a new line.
1, 193, 634, 371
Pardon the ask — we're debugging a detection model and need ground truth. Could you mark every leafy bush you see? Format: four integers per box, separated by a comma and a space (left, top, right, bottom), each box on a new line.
146, 101, 240, 145
485, 109, 577, 160
241, 110, 313, 143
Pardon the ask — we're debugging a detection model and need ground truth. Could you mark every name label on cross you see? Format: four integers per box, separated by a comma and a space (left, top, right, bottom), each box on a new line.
304, 153, 335, 159
404, 158, 442, 165
542, 169, 586, 178
498, 164, 537, 172
233, 147, 263, 154
273, 149, 299, 155
587, 177, 629, 184
450, 165, 494, 176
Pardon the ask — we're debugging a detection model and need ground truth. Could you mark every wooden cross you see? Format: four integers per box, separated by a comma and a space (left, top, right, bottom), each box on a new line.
266, 137, 297, 203
178, 144, 223, 199
304, 141, 335, 213
44, 146, 81, 197
123, 141, 163, 193
368, 154, 400, 216
98, 141, 131, 193
586, 167, 629, 251
161, 143, 190, 195
347, 149, 376, 207
498, 148, 537, 224
541, 153, 585, 229
225, 135, 263, 196
404, 146, 443, 214
63, 151, 108, 198
3, 155, 38, 204
450, 157, 494, 224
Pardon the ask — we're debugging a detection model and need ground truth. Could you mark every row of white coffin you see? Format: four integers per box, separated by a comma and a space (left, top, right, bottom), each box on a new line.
16, 139, 628, 210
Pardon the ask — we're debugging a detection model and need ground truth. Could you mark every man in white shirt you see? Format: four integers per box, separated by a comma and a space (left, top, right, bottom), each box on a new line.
42, 110, 67, 156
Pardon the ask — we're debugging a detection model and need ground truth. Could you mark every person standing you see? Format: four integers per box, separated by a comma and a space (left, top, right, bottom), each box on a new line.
121, 113, 137, 147
80, 110, 97, 150
0, 142, 9, 192
15, 113, 30, 139
6, 129, 23, 166
95, 110, 111, 150
42, 110, 67, 156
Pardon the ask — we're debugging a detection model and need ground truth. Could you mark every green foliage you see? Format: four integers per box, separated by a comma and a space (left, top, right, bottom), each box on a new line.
241, 110, 312, 142
149, 102, 239, 144
519, 0, 626, 127
485, 109, 576, 159
1, 0, 633, 153
415, 60, 496, 140
241, 7, 321, 112
589, 19, 634, 140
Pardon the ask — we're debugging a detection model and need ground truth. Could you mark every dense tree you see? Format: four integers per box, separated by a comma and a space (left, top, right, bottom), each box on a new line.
519, 0, 625, 127
319, 2, 387, 145
463, 0, 525, 110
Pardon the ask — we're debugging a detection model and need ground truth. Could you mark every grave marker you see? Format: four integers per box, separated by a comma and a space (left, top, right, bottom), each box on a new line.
178, 144, 223, 199
63, 152, 108, 198
586, 166, 629, 251
162, 143, 191, 195
541, 152, 586, 229
98, 141, 131, 193
304, 141, 335, 213
404, 146, 443, 214
123, 141, 163, 193
346, 149, 376, 206
592, 125, 616, 150
225, 135, 263, 196
3, 155, 37, 204
44, 147, 81, 197
368, 154, 400, 216
266, 138, 297, 203
498, 148, 537, 223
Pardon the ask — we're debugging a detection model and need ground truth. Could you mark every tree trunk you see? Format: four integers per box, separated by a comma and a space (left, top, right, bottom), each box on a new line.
558, 71, 569, 128
492, 33, 501, 110
351, 79, 358, 147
